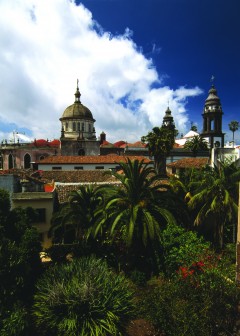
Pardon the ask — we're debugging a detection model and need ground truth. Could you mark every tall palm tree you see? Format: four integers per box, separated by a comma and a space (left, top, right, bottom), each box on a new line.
186, 161, 240, 249
228, 120, 239, 145
141, 126, 177, 176
93, 158, 176, 248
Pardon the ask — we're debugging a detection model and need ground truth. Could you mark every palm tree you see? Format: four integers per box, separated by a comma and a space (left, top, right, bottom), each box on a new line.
93, 158, 176, 248
186, 161, 240, 249
50, 185, 104, 244
141, 126, 177, 176
91, 158, 178, 275
228, 120, 239, 145
184, 135, 209, 156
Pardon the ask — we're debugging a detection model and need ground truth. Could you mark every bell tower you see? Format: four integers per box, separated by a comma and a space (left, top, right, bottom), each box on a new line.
162, 106, 175, 131
201, 83, 224, 148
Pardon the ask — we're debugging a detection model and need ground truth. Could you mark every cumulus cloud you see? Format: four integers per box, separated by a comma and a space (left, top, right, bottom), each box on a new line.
0, 0, 203, 143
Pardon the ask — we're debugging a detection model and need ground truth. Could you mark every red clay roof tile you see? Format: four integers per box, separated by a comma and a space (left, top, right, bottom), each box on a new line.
37, 155, 152, 164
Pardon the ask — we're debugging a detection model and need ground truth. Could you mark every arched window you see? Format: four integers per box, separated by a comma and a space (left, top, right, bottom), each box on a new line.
210, 119, 214, 131
8, 154, 14, 169
77, 122, 81, 131
82, 123, 85, 131
73, 122, 76, 131
24, 153, 31, 169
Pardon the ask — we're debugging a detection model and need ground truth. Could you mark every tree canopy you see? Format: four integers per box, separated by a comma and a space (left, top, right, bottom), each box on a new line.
141, 126, 177, 176
184, 135, 209, 155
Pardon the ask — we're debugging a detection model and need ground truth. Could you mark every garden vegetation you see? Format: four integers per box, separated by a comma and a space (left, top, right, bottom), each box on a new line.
1, 156, 240, 335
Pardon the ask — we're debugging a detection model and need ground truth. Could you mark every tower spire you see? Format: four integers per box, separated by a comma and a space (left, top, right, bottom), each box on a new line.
201, 82, 224, 148
74, 79, 81, 103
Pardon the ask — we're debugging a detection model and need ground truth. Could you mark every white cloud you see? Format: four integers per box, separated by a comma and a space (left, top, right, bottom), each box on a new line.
0, 0, 203, 143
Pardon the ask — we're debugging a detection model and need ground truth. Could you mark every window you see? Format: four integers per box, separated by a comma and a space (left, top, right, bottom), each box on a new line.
95, 166, 104, 170
66, 122, 68, 131
74, 166, 83, 170
73, 122, 76, 131
52, 166, 62, 170
88, 124, 91, 132
77, 122, 80, 131
82, 123, 85, 131
24, 153, 31, 169
8, 154, 14, 169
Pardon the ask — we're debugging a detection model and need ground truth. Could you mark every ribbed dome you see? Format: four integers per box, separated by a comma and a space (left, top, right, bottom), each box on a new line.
61, 102, 94, 120
60, 84, 95, 121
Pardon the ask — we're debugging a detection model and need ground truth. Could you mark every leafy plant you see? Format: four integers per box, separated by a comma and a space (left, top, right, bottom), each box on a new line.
33, 256, 136, 336
141, 265, 239, 336
160, 222, 211, 275
0, 303, 29, 336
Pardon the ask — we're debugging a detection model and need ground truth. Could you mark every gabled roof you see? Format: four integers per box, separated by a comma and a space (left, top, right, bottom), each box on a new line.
37, 155, 152, 164
167, 157, 209, 169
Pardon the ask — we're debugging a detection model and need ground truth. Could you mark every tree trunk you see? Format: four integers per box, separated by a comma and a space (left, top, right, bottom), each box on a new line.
155, 154, 167, 177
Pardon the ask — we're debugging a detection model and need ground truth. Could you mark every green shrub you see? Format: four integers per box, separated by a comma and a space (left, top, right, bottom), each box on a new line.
160, 222, 211, 275
0, 303, 29, 336
33, 256, 136, 336
129, 269, 147, 287
141, 265, 239, 336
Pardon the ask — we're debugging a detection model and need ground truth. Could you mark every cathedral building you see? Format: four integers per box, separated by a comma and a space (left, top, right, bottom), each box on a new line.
0, 82, 227, 171
60, 82, 100, 156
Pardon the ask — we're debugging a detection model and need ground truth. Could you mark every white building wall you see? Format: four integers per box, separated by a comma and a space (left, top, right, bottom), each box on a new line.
38, 163, 122, 171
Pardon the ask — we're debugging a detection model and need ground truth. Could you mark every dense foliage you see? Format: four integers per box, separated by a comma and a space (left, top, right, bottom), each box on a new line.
0, 190, 42, 335
186, 161, 240, 248
1, 154, 240, 335
140, 253, 239, 336
183, 135, 209, 155
33, 256, 135, 336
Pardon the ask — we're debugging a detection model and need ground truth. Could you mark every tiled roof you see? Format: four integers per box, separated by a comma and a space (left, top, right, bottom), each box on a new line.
27, 139, 60, 148
37, 155, 152, 164
100, 140, 114, 147
167, 158, 209, 169
114, 141, 126, 147
41, 170, 118, 183
56, 182, 121, 204
128, 141, 147, 148
45, 171, 120, 203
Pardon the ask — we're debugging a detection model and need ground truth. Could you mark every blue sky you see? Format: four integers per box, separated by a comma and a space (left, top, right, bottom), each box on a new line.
78, 0, 240, 142
0, 0, 239, 144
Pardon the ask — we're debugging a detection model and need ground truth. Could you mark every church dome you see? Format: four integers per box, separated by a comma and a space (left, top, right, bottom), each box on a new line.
60, 84, 95, 121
